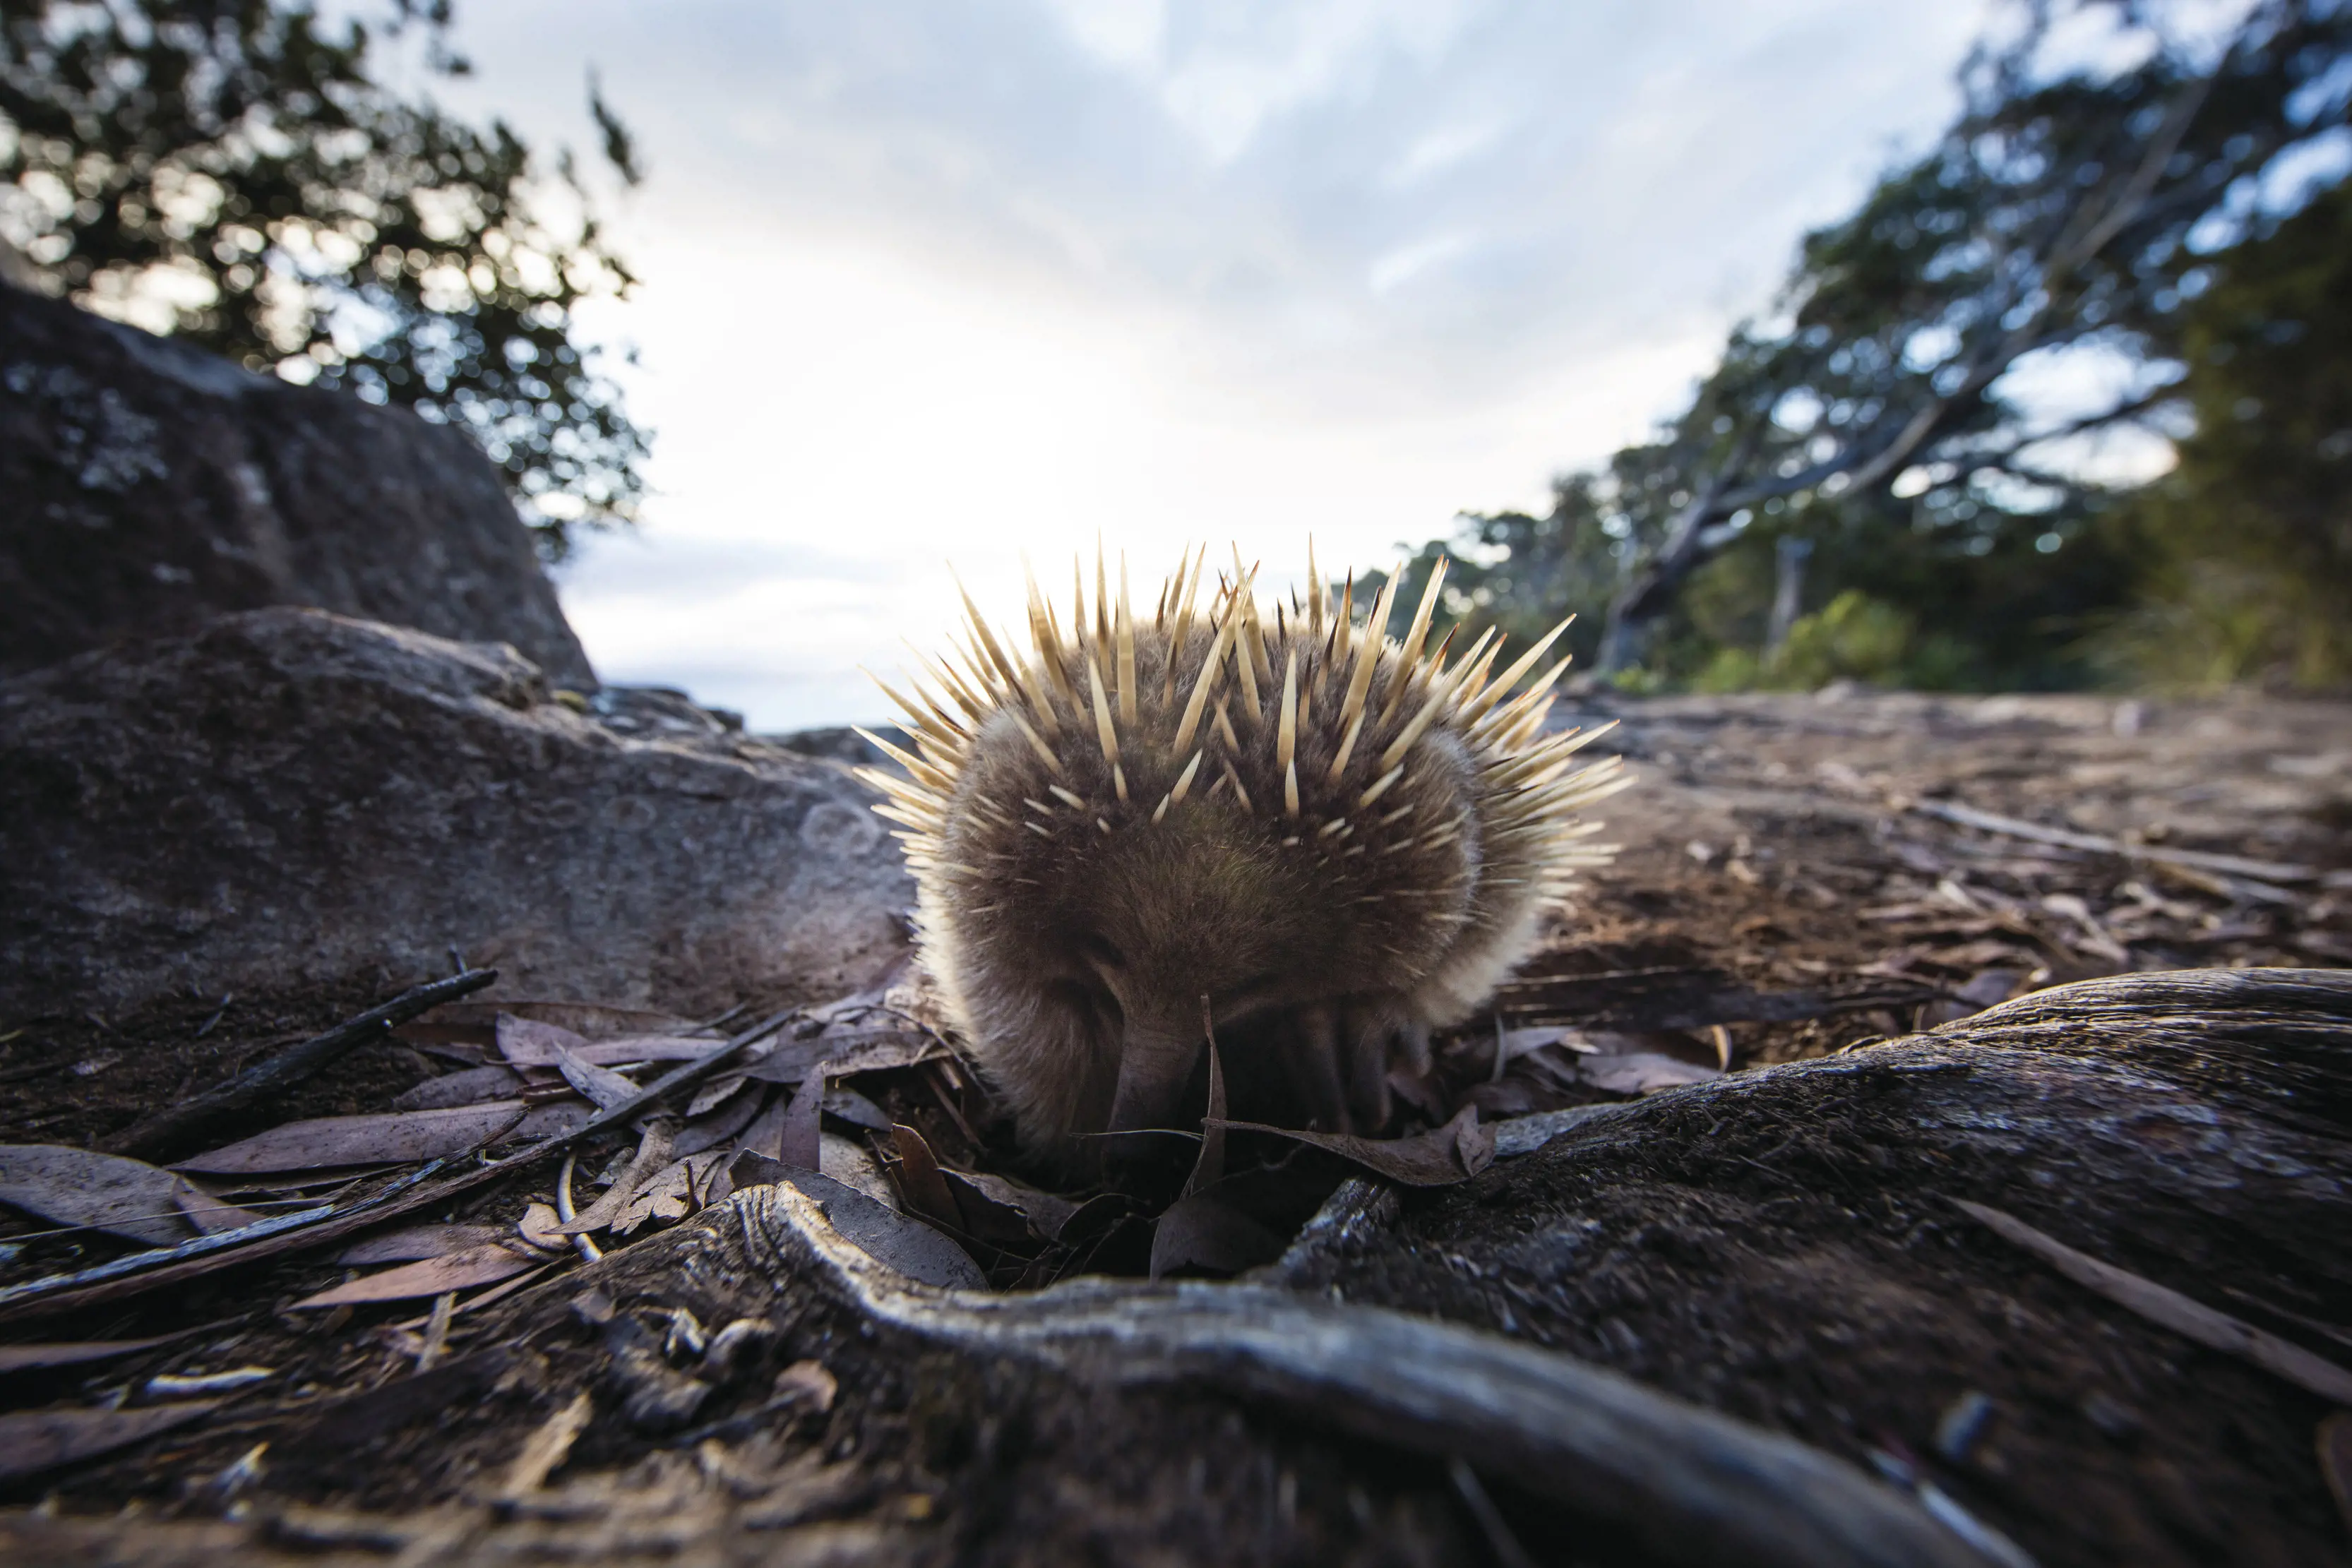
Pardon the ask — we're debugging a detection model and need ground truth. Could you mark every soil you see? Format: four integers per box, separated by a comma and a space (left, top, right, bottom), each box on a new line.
1, 689, 2348, 1566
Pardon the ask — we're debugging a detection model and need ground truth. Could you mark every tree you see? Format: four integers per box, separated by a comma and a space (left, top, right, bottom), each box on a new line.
2100, 174, 2352, 687
0, 0, 646, 558
1394, 0, 2351, 682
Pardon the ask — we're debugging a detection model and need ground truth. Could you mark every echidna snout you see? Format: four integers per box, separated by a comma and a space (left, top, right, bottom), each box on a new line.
858, 545, 1630, 1160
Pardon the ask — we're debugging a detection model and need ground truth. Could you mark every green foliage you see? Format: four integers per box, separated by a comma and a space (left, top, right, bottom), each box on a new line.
0, 0, 645, 557
2098, 176, 2352, 689
1387, 0, 2351, 692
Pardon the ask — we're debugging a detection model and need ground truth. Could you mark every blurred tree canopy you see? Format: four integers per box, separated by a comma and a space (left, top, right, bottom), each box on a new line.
0, 0, 645, 558
2098, 174, 2352, 686
1385, 0, 2352, 693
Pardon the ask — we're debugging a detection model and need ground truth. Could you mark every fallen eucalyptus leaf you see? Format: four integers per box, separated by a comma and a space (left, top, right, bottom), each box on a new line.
1203, 1105, 1494, 1186
289, 1244, 539, 1309
0, 1144, 196, 1247
176, 1101, 585, 1175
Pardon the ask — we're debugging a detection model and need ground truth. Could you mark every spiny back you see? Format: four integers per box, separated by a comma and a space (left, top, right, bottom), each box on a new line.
857, 544, 1630, 1154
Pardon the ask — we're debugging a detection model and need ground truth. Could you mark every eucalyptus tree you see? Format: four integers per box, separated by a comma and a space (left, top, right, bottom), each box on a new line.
0, 0, 646, 557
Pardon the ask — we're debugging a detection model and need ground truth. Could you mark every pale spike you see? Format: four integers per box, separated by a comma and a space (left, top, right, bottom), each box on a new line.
863, 667, 965, 746
1380, 556, 1445, 723
1448, 628, 1503, 711
873, 802, 938, 832
1153, 566, 1171, 629
1231, 546, 1272, 690
1115, 553, 1138, 727
1001, 708, 1068, 780
1324, 711, 1363, 784
1073, 555, 1090, 650
1275, 649, 1299, 779
1351, 568, 1402, 699
1164, 545, 1207, 703
1023, 796, 1056, 815
1212, 698, 1241, 752
1375, 801, 1414, 826
1027, 822, 1051, 838
1086, 657, 1121, 770
909, 643, 988, 724
1023, 556, 1077, 707
1015, 658, 1063, 738
1220, 758, 1254, 813
1458, 615, 1573, 728
1169, 609, 1236, 758
1151, 789, 1173, 825
949, 565, 1025, 697
1332, 570, 1354, 674
1169, 748, 1204, 807
1477, 657, 1573, 742
1306, 537, 1325, 640
1112, 762, 1129, 803
1048, 784, 1086, 810
1316, 816, 1349, 839
1284, 759, 1301, 818
1357, 764, 1404, 808
1375, 640, 1479, 772
1094, 538, 1111, 649
853, 727, 957, 796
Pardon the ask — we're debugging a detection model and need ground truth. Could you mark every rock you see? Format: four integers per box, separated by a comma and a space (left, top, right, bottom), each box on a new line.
0, 609, 912, 1019
0, 284, 594, 686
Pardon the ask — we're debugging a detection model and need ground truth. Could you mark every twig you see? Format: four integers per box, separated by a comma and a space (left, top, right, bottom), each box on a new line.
104, 968, 500, 1159
0, 1011, 794, 1324
1910, 800, 2315, 886
1952, 1199, 2352, 1404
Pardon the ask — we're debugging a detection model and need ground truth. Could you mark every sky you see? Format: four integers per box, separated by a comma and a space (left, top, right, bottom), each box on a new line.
437, 1, 1996, 731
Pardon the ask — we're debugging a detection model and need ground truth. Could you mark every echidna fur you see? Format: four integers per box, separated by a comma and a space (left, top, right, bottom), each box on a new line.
857, 544, 1630, 1163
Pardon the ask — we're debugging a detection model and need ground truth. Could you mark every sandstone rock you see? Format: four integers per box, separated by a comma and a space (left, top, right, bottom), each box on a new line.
0, 609, 912, 1019
0, 285, 593, 686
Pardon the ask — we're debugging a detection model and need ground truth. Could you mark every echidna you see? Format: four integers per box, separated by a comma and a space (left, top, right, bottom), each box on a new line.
856, 544, 1629, 1162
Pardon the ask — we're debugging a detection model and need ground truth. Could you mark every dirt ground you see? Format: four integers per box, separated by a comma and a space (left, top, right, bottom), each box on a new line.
1, 689, 2348, 1564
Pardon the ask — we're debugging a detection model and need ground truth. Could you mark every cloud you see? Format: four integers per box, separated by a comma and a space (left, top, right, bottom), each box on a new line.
432, 0, 1992, 729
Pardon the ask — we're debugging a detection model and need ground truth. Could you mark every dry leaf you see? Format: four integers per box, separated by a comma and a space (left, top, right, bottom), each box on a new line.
289, 1243, 539, 1309
609, 1153, 727, 1238
1150, 1186, 1288, 1280
1579, 1053, 1722, 1095
0, 1144, 196, 1246
888, 1124, 962, 1231
390, 1064, 526, 1111
420, 1001, 694, 1040
0, 1327, 213, 1375
820, 1086, 894, 1132
335, 1224, 514, 1266
170, 1181, 269, 1235
0, 1401, 220, 1482
686, 1074, 749, 1119
176, 1101, 586, 1174
1205, 1105, 1495, 1186
496, 1015, 593, 1068
552, 1122, 676, 1236
819, 1132, 898, 1211
780, 1070, 831, 1171
674, 1082, 770, 1157
551, 1044, 640, 1111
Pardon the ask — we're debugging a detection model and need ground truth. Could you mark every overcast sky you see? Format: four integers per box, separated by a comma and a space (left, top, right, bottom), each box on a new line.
439, 1, 1993, 730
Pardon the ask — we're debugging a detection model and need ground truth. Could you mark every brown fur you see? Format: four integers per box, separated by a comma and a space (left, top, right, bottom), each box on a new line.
858, 549, 1628, 1161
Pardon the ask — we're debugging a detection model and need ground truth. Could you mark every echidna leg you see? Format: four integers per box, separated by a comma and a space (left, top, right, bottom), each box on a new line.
1283, 1002, 1351, 1133
1105, 1016, 1205, 1135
